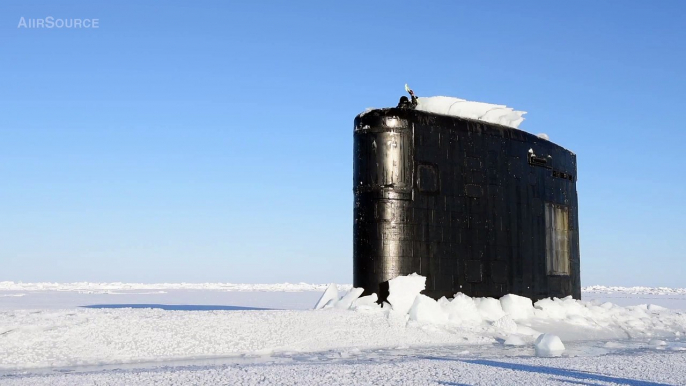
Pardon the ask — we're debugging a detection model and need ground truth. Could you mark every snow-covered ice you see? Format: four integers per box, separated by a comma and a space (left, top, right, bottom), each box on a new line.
2, 275, 686, 385
4, 280, 680, 296
474, 297, 506, 321
439, 292, 482, 324
386, 273, 425, 314
314, 283, 339, 309
499, 294, 534, 321
409, 294, 448, 324
504, 335, 527, 346
415, 96, 527, 129
4, 352, 686, 386
583, 285, 686, 296
333, 287, 364, 310
492, 315, 518, 334
351, 293, 378, 311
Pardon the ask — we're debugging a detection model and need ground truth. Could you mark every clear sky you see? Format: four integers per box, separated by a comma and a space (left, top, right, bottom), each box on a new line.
1, 1, 684, 287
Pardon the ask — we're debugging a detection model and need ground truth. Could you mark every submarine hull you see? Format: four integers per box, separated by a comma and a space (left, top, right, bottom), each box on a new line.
353, 108, 580, 301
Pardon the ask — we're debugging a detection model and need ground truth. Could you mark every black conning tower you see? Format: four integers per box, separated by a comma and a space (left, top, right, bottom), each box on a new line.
353, 108, 580, 301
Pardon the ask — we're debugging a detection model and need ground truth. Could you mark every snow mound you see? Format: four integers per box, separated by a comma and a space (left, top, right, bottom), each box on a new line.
415, 96, 526, 129
474, 297, 506, 321
500, 294, 534, 321
409, 295, 447, 324
387, 273, 426, 314
534, 333, 565, 357
439, 293, 482, 324
492, 315, 517, 334
533, 296, 589, 319
316, 274, 686, 345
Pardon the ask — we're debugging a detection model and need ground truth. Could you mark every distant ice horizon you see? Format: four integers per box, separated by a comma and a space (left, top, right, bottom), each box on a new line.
1, 281, 685, 296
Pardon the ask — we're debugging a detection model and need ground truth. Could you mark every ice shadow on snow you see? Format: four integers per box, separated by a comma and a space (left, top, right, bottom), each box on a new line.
81, 304, 276, 311
429, 358, 674, 386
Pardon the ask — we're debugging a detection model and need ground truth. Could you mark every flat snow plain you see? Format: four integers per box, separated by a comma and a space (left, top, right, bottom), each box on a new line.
1, 283, 686, 385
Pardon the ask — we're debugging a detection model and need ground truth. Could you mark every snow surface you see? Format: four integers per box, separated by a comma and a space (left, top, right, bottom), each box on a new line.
2, 277, 686, 385
504, 335, 527, 346
0, 281, 349, 293
415, 96, 527, 129
4, 352, 686, 386
0, 289, 323, 311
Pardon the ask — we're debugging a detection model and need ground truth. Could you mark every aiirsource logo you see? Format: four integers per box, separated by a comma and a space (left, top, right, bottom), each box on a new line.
18, 17, 99, 29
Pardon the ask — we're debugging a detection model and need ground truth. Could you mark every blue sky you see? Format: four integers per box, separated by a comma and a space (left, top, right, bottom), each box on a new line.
1, 1, 684, 287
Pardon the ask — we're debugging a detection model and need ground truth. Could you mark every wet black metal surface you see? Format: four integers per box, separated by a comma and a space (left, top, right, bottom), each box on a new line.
353, 108, 580, 301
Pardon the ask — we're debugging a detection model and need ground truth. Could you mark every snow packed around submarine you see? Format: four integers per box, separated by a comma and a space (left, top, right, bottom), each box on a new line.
314, 273, 686, 358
